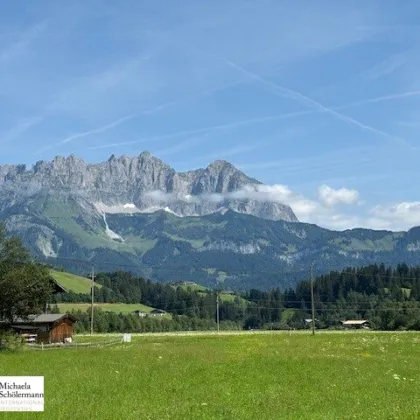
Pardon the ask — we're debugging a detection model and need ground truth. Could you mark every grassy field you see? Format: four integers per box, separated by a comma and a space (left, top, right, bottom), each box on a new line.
178, 283, 209, 292
50, 270, 102, 294
2, 331, 420, 419
57, 302, 155, 314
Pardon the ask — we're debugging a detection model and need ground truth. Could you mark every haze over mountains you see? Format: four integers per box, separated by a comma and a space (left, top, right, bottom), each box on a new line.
1, 152, 419, 290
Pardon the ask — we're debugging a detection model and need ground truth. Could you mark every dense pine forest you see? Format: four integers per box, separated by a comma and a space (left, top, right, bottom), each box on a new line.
51, 263, 420, 333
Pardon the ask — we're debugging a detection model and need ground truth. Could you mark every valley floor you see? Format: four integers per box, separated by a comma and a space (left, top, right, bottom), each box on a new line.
1, 331, 420, 419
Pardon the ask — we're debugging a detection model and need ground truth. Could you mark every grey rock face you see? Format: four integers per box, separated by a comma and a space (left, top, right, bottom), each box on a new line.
0, 152, 298, 222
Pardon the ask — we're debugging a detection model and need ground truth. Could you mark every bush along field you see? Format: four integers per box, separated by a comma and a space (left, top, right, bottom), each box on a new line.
2, 332, 420, 420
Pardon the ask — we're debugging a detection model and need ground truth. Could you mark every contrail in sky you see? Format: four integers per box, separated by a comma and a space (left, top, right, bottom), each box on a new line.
226, 60, 410, 146
92, 88, 420, 151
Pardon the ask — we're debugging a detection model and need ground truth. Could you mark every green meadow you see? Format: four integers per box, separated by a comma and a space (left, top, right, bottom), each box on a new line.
2, 331, 420, 419
50, 270, 101, 294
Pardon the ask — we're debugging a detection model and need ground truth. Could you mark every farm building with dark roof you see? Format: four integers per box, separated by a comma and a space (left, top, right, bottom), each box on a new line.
1, 314, 77, 344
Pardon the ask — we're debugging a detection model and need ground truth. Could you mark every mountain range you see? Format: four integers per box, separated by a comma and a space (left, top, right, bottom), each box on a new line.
1, 152, 419, 290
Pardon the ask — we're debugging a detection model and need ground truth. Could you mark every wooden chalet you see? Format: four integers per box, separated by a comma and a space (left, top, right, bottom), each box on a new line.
3, 314, 77, 344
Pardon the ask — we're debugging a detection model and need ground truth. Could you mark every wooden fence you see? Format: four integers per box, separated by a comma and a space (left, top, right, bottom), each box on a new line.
26, 337, 123, 351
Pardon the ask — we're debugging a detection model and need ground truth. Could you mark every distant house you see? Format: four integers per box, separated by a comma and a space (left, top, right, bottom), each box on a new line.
176, 281, 198, 287
150, 309, 166, 317
341, 320, 370, 329
1, 314, 77, 344
133, 310, 147, 317
304, 318, 319, 327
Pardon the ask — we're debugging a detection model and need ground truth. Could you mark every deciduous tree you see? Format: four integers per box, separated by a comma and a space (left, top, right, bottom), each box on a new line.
0, 222, 53, 322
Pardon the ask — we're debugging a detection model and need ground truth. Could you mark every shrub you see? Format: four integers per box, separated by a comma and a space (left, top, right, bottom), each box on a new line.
0, 331, 26, 352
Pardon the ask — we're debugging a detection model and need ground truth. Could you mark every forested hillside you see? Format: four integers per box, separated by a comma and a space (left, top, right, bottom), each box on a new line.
53, 264, 420, 332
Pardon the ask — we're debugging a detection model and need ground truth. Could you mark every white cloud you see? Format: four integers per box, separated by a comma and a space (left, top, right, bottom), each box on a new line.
318, 184, 360, 207
145, 184, 320, 220
145, 189, 223, 204
227, 184, 319, 218
371, 202, 420, 231
147, 184, 300, 204
144, 183, 420, 232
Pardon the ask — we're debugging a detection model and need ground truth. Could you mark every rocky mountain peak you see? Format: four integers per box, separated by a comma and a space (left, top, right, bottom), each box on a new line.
207, 159, 233, 171
207, 159, 259, 181
0, 151, 298, 222
139, 150, 152, 159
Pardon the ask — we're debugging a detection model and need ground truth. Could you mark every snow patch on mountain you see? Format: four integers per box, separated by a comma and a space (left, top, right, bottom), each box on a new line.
94, 202, 186, 217
95, 202, 140, 214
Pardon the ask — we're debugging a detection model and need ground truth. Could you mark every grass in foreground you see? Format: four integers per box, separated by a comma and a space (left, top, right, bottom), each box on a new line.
2, 332, 420, 419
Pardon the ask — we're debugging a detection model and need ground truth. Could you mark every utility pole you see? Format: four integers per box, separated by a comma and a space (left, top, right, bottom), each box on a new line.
90, 266, 95, 336
310, 263, 315, 336
216, 291, 220, 333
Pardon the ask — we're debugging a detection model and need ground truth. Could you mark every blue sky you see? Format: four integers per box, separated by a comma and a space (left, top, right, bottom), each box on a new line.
1, 0, 420, 231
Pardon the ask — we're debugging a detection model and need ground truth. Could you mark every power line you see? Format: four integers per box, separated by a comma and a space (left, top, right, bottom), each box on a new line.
57, 291, 419, 306
64, 303, 420, 314
57, 293, 420, 309
243, 306, 420, 312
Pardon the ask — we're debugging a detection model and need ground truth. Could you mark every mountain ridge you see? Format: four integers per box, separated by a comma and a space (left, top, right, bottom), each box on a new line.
38, 209, 420, 289
1, 152, 419, 290
0, 152, 298, 222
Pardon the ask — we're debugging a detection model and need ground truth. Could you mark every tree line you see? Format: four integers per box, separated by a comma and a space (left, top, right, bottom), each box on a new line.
54, 263, 420, 332
2, 220, 420, 332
